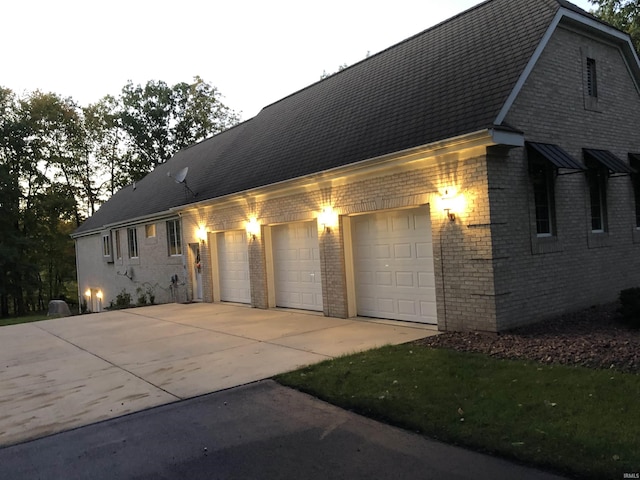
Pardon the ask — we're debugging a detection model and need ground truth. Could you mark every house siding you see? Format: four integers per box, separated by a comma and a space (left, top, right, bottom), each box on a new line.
493, 26, 640, 330
75, 221, 187, 310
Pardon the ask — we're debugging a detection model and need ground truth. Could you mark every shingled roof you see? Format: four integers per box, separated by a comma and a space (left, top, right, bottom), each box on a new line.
74, 0, 594, 235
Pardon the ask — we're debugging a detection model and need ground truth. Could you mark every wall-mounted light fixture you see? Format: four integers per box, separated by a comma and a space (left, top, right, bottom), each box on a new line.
96, 290, 103, 312
318, 206, 338, 233
246, 217, 261, 240
84, 289, 91, 298
441, 189, 457, 222
197, 225, 207, 243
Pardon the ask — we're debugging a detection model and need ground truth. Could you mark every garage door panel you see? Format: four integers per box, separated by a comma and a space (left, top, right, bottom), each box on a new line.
373, 244, 390, 259
273, 222, 323, 311
352, 208, 437, 324
218, 231, 251, 304
299, 248, 311, 261
392, 215, 410, 232
396, 271, 414, 287
394, 243, 412, 258
398, 300, 417, 315
377, 298, 394, 313
416, 242, 433, 259
375, 271, 393, 286
418, 272, 435, 288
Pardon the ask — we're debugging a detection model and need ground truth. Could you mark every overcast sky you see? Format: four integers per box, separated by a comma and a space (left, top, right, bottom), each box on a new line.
3, 0, 593, 120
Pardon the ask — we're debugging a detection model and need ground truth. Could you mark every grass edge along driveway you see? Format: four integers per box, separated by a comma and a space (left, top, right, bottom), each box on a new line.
275, 345, 640, 480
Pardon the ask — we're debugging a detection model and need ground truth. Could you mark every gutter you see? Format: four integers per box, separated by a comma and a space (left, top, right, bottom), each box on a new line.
178, 128, 523, 213
74, 127, 524, 235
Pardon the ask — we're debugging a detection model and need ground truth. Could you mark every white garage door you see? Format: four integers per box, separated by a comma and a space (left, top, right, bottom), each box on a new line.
352, 207, 437, 324
272, 221, 323, 311
217, 230, 251, 304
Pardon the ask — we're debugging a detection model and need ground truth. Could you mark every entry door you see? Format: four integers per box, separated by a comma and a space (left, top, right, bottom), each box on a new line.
190, 243, 203, 301
272, 221, 323, 311
217, 230, 251, 303
352, 207, 437, 324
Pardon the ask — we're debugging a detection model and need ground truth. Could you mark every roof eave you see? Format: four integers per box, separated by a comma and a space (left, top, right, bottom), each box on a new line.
71, 210, 180, 239
180, 128, 524, 213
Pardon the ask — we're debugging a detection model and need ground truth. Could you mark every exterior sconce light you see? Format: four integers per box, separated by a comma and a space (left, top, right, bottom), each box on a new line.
197, 225, 207, 243
318, 206, 338, 233
84, 289, 91, 297
246, 217, 260, 240
441, 189, 457, 222
96, 290, 103, 312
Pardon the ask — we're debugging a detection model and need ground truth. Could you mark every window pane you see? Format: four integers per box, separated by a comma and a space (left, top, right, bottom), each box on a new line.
145, 224, 156, 238
587, 58, 598, 98
115, 231, 121, 259
128, 228, 138, 258
589, 171, 606, 232
167, 220, 182, 256
634, 178, 640, 228
532, 165, 554, 236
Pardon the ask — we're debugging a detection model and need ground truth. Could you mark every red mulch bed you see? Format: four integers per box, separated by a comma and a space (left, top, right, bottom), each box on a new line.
414, 303, 640, 373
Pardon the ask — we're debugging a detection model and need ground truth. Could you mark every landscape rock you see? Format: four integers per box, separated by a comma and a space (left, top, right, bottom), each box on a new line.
415, 303, 640, 373
47, 300, 71, 317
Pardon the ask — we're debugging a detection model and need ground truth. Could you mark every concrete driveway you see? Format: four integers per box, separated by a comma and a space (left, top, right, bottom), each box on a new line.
0, 303, 436, 447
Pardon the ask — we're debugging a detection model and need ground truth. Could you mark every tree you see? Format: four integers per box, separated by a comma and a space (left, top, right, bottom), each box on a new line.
0, 89, 80, 315
119, 76, 240, 181
590, 0, 640, 52
84, 96, 131, 199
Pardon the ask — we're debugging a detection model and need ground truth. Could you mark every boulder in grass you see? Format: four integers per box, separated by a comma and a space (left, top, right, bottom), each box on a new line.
47, 300, 71, 317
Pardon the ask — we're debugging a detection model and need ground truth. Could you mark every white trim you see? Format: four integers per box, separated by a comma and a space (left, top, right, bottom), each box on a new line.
180, 129, 498, 214
494, 11, 563, 125
490, 129, 525, 147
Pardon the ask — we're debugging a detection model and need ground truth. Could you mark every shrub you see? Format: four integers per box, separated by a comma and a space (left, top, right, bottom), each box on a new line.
111, 289, 132, 310
136, 287, 148, 306
618, 287, 640, 329
146, 286, 156, 305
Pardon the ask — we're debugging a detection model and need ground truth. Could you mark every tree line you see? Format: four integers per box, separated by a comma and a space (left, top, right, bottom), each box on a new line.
0, 77, 240, 317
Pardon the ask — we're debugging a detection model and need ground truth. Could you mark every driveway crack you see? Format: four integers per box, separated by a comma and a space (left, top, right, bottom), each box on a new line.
35, 324, 182, 401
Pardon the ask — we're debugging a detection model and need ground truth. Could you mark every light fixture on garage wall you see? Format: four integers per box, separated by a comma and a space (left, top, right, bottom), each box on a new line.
318, 206, 338, 233
246, 217, 261, 240
441, 189, 457, 222
96, 290, 103, 312
197, 225, 207, 243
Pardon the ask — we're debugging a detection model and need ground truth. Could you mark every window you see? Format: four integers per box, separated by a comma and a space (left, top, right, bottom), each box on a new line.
167, 219, 182, 256
115, 230, 122, 259
630, 154, 640, 228
145, 224, 156, 238
588, 168, 607, 232
586, 58, 598, 98
128, 227, 139, 258
634, 176, 640, 228
531, 162, 556, 236
102, 235, 111, 257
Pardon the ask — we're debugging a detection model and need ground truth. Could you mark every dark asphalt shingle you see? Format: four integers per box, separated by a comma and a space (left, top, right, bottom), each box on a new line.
75, 0, 579, 235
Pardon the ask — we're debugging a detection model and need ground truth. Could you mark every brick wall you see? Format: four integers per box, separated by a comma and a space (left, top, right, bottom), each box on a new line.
182, 148, 500, 332
493, 26, 640, 329
75, 219, 187, 311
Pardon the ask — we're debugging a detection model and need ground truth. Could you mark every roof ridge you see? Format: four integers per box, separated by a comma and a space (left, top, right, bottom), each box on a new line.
259, 0, 507, 113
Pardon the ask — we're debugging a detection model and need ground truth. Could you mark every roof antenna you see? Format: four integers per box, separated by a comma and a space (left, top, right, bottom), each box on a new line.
167, 167, 197, 197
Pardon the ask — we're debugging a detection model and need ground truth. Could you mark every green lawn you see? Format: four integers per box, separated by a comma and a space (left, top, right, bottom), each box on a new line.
0, 313, 50, 327
275, 345, 640, 479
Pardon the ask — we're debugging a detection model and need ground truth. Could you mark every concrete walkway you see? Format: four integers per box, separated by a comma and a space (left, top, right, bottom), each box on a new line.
0, 303, 436, 447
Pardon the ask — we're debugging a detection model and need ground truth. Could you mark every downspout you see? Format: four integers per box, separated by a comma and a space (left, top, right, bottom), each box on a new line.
74, 238, 81, 314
